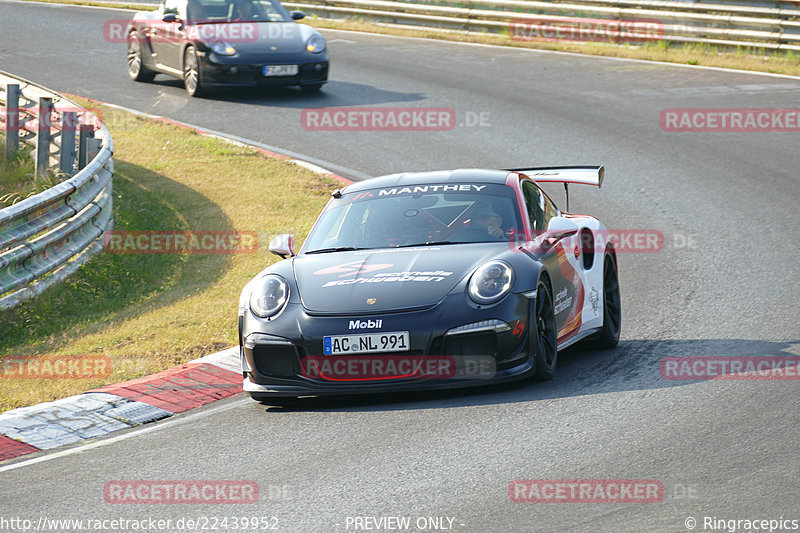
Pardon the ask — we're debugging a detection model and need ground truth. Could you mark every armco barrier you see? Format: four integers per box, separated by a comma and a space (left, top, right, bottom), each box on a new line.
0, 71, 113, 310
116, 0, 800, 51
279, 0, 800, 51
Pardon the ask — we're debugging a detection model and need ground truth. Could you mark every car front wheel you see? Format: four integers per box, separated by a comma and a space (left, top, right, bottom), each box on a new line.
531, 279, 558, 380
183, 46, 205, 97
589, 251, 621, 349
127, 32, 155, 82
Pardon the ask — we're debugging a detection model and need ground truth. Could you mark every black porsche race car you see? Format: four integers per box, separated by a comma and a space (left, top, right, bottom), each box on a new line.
125, 0, 328, 96
238, 167, 621, 404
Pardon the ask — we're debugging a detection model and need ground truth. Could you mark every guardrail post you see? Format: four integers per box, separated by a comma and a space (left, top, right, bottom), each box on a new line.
0, 73, 115, 310
35, 97, 53, 178
78, 124, 96, 170
59, 111, 77, 174
3, 84, 21, 159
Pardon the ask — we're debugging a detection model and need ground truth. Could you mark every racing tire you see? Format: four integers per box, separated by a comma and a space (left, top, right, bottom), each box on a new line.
127, 32, 156, 82
589, 252, 621, 349
183, 46, 205, 97
531, 279, 558, 381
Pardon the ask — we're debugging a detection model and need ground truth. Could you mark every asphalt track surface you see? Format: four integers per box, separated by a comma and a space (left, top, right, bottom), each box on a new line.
0, 1, 799, 531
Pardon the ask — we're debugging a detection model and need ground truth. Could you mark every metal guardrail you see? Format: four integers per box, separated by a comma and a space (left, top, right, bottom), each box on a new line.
119, 0, 800, 50
0, 71, 114, 310
280, 0, 800, 51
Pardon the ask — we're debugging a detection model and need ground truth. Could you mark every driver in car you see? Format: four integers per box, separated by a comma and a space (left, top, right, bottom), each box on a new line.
455, 205, 506, 242
232, 0, 260, 21
474, 209, 505, 239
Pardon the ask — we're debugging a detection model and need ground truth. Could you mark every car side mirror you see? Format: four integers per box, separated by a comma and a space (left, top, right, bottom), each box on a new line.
268, 234, 295, 258
291, 10, 305, 20
545, 216, 579, 241
162, 13, 178, 22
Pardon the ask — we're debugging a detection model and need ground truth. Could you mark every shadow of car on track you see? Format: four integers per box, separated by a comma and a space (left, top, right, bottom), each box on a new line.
146, 78, 426, 108
255, 338, 800, 413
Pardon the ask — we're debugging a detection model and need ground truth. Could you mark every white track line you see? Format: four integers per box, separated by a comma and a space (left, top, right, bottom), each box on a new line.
0, 396, 250, 474
4, 0, 800, 81
92, 100, 369, 181
321, 28, 800, 82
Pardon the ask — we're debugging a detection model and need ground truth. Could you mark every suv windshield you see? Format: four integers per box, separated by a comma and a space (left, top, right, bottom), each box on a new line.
303, 183, 523, 253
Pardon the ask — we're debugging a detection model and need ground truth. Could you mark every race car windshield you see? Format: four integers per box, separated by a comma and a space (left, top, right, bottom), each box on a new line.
303, 184, 523, 252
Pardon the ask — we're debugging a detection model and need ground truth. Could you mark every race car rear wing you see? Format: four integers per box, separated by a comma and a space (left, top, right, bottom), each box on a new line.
504, 166, 605, 212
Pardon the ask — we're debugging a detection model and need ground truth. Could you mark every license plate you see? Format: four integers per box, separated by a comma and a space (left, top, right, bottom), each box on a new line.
323, 331, 410, 355
263, 65, 298, 76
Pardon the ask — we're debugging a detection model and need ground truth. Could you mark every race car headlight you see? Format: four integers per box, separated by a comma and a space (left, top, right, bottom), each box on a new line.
209, 42, 237, 56
306, 34, 325, 53
249, 274, 289, 318
468, 260, 514, 305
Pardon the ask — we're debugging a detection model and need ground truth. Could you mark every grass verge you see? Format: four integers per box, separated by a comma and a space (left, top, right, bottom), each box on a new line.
0, 139, 57, 209
0, 99, 341, 413
18, 0, 800, 77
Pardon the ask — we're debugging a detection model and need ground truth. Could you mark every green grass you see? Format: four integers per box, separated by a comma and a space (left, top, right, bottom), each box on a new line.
0, 100, 341, 412
0, 141, 52, 209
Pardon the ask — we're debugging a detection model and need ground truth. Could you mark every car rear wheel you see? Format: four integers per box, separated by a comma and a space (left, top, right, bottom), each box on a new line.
183, 46, 205, 97
531, 280, 558, 380
589, 252, 621, 349
126, 32, 155, 82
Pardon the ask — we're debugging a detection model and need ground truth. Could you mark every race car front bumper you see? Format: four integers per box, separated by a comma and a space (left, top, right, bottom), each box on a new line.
240, 290, 540, 398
